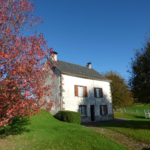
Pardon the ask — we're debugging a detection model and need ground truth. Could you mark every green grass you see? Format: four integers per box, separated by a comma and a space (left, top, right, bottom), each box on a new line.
98, 111, 150, 145
117, 104, 150, 116
114, 111, 145, 120
0, 109, 129, 150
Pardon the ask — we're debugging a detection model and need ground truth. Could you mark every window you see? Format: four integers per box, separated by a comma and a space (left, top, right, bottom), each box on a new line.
100, 105, 108, 115
78, 86, 84, 96
79, 105, 87, 116
96, 89, 100, 97
74, 85, 88, 97
94, 88, 103, 98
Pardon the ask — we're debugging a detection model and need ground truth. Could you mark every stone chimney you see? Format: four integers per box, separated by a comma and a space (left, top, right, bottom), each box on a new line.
87, 62, 91, 69
50, 51, 58, 61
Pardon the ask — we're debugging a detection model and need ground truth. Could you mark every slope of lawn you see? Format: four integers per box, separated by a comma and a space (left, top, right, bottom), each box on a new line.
98, 111, 150, 145
0, 109, 129, 150
117, 104, 150, 116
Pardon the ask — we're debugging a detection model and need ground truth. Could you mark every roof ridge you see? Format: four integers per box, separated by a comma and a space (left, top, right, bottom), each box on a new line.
57, 59, 95, 70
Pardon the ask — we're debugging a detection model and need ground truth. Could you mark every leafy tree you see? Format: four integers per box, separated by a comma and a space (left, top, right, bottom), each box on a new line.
0, 0, 58, 127
127, 37, 150, 105
100, 70, 133, 110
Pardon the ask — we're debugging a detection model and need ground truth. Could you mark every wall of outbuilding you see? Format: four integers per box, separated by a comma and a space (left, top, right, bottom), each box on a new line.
61, 74, 113, 122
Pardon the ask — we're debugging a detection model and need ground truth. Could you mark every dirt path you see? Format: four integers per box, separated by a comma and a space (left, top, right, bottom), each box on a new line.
82, 118, 150, 150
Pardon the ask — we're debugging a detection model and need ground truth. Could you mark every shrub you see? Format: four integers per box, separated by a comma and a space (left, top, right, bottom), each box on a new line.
58, 110, 81, 125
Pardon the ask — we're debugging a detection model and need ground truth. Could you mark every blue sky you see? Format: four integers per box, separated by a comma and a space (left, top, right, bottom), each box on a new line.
24, 0, 150, 86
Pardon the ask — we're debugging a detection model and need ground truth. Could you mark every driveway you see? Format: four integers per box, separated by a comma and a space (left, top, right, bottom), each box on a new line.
81, 117, 150, 150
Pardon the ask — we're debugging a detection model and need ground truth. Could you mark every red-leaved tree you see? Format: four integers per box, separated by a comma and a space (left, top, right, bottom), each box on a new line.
0, 0, 58, 127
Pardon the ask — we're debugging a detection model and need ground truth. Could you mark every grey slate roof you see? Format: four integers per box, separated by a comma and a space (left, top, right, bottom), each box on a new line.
48, 58, 112, 83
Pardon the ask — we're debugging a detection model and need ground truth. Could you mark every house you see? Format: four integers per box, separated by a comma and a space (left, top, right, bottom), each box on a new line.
42, 51, 114, 122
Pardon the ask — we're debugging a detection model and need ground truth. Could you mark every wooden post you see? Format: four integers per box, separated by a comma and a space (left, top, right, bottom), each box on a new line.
136, 110, 138, 116
130, 109, 131, 115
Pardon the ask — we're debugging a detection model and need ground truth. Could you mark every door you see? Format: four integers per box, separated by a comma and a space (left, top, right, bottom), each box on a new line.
90, 105, 95, 121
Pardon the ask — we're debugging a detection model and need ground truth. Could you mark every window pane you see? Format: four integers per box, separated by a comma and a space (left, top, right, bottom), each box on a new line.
81, 107, 84, 115
99, 89, 101, 97
96, 89, 99, 97
83, 107, 86, 115
81, 87, 84, 96
79, 106, 86, 116
79, 106, 81, 113
78, 87, 81, 96
102, 105, 107, 114
78, 86, 83, 96
104, 105, 107, 114
102, 105, 104, 114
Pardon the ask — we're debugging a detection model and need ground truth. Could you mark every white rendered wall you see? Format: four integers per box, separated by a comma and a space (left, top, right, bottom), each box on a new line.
61, 74, 113, 118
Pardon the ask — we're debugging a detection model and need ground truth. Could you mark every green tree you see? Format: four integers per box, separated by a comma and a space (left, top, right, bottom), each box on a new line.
100, 70, 133, 110
127, 38, 150, 105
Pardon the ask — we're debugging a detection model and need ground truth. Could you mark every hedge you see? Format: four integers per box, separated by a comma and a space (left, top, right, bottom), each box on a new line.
58, 110, 81, 125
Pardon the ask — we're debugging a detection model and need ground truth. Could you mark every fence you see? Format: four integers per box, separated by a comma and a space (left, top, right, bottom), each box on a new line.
120, 108, 150, 118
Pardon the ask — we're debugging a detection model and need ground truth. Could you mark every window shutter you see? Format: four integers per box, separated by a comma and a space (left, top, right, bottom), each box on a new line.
85, 106, 87, 116
94, 88, 97, 97
75, 85, 78, 96
100, 105, 102, 115
106, 105, 108, 114
84, 86, 88, 97
100, 88, 103, 98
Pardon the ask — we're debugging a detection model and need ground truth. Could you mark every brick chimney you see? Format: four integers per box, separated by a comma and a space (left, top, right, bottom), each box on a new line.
50, 51, 58, 61
87, 62, 91, 69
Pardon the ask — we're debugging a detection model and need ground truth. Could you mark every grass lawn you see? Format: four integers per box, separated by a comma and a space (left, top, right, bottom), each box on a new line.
0, 109, 129, 150
116, 104, 150, 116
98, 111, 150, 145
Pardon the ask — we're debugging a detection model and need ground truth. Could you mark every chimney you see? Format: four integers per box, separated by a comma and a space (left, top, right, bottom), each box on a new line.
50, 51, 58, 61
87, 62, 91, 69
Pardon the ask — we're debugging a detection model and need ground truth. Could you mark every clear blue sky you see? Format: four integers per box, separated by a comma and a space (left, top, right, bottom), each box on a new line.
25, 0, 150, 86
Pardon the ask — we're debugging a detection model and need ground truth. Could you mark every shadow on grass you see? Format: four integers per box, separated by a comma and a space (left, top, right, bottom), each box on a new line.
0, 116, 32, 139
53, 115, 66, 123
53, 115, 81, 125
53, 115, 61, 121
134, 116, 145, 119
98, 120, 150, 130
53, 115, 68, 123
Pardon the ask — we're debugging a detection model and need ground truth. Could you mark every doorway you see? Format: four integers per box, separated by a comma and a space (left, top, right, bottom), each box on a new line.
90, 105, 95, 121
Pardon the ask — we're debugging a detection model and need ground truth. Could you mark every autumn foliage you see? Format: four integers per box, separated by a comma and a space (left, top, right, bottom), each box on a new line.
0, 0, 58, 127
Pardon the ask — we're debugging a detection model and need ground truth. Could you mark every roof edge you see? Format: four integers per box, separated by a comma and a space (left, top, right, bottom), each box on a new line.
61, 71, 112, 83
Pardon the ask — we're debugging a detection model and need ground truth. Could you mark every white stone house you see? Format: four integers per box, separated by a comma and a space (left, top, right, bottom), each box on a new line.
42, 51, 114, 122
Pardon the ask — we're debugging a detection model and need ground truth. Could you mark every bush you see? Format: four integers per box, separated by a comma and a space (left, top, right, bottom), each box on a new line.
58, 110, 81, 125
